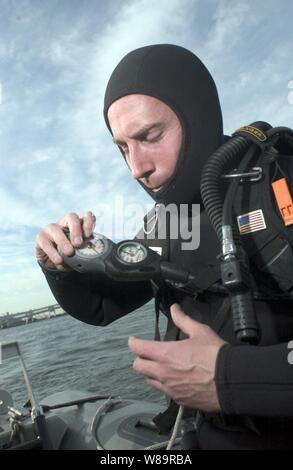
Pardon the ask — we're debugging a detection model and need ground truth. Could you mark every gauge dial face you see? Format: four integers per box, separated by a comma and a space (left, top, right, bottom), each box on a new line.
117, 242, 147, 264
76, 233, 106, 258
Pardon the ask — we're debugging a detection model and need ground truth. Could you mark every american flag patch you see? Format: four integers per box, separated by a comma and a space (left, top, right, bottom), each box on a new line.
237, 209, 266, 235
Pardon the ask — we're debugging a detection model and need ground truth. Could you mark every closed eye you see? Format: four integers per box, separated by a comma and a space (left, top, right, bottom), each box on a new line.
119, 144, 129, 154
142, 131, 163, 144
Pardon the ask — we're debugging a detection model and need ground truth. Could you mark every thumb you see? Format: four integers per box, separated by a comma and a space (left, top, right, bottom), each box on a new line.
170, 303, 201, 338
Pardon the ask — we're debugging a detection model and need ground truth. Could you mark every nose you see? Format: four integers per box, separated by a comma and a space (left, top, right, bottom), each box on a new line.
127, 143, 154, 180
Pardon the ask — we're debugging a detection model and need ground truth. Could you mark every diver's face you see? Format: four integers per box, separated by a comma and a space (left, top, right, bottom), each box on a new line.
108, 94, 182, 192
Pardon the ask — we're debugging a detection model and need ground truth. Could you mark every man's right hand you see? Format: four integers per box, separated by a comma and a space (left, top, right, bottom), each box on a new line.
35, 211, 96, 271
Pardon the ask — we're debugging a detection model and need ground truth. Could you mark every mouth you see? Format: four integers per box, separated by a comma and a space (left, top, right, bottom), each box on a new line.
151, 186, 162, 192
141, 181, 163, 192
140, 178, 168, 192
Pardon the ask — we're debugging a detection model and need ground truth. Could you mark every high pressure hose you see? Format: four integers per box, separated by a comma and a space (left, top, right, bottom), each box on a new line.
200, 133, 260, 344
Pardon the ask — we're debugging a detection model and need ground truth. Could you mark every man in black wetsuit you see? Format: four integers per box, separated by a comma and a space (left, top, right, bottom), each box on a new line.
35, 44, 293, 449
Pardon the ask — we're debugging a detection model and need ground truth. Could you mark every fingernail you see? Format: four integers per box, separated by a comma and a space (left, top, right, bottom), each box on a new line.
84, 229, 92, 238
62, 243, 73, 255
74, 236, 83, 245
171, 304, 181, 314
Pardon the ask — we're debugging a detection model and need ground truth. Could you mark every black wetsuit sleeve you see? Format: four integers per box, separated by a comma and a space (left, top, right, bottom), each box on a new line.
216, 343, 293, 416
42, 267, 153, 326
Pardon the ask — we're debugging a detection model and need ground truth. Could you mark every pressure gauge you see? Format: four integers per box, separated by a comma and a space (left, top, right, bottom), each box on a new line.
117, 241, 147, 264
76, 233, 107, 258
59, 232, 113, 273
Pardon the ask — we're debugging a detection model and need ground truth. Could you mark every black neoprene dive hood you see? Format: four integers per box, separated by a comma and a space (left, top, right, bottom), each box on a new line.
103, 44, 224, 205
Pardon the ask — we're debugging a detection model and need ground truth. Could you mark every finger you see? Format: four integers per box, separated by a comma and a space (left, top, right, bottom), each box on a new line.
133, 357, 162, 381
128, 336, 170, 363
44, 224, 75, 257
58, 213, 84, 247
36, 228, 73, 265
81, 211, 96, 238
170, 303, 202, 338
147, 378, 168, 396
36, 234, 63, 266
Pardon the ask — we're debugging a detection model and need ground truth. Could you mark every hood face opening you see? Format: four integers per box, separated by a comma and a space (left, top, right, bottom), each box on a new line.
104, 44, 224, 206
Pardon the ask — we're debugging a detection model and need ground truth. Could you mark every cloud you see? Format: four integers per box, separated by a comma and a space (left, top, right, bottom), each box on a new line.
0, 0, 197, 313
0, 266, 56, 314
205, 0, 259, 58
188, 0, 293, 133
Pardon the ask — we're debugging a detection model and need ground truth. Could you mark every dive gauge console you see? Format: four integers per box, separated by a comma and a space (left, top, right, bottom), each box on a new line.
59, 232, 204, 300
59, 232, 162, 281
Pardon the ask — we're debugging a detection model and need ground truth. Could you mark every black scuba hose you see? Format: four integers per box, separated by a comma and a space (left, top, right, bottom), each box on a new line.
200, 136, 260, 344
200, 135, 249, 240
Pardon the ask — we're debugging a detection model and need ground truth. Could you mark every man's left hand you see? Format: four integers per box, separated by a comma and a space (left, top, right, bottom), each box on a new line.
128, 303, 227, 412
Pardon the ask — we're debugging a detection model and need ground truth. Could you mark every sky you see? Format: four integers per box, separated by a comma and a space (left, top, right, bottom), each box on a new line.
0, 0, 292, 314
